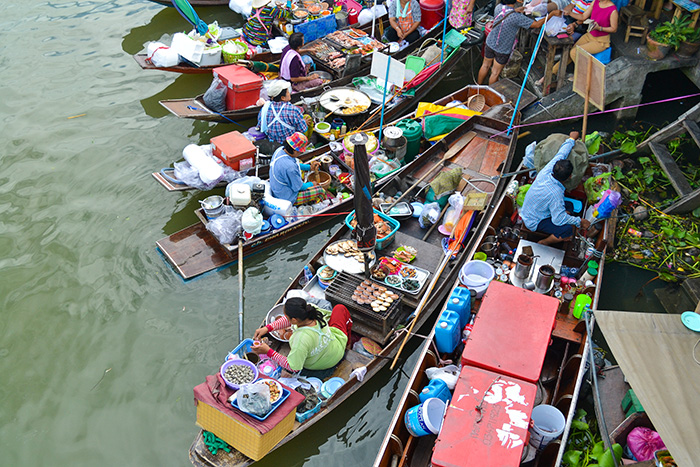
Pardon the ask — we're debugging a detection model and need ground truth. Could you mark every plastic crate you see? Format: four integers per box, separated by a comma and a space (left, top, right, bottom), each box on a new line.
231, 387, 290, 421
295, 399, 322, 423
344, 209, 400, 250
294, 15, 337, 43
225, 338, 255, 363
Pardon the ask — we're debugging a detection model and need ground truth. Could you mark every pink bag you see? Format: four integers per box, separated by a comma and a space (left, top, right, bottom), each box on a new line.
627, 427, 666, 461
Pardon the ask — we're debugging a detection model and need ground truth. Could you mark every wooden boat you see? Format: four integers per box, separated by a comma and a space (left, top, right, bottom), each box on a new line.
148, 0, 229, 6
187, 113, 519, 466
374, 158, 615, 467
152, 83, 510, 192
158, 26, 483, 122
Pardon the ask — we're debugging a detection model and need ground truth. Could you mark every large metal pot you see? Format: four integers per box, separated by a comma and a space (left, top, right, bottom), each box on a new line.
319, 87, 371, 116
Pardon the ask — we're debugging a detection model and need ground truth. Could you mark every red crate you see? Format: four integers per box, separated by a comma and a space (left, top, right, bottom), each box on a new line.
461, 281, 558, 383
211, 131, 257, 171
432, 366, 537, 467
213, 65, 263, 111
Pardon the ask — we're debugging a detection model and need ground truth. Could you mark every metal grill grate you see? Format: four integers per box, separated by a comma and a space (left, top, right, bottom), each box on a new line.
325, 272, 404, 337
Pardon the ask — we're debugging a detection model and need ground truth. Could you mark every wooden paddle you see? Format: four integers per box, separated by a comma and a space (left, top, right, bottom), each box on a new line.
385, 131, 476, 211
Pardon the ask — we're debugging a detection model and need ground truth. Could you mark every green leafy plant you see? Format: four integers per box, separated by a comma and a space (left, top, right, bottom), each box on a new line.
649, 17, 689, 49
563, 409, 623, 467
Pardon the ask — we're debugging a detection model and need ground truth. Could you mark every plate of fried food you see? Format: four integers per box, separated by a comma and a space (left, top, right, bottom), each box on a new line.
324, 239, 375, 274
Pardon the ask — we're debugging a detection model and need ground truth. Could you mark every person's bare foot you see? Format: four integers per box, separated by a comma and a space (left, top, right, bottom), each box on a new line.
535, 76, 545, 86
538, 234, 571, 246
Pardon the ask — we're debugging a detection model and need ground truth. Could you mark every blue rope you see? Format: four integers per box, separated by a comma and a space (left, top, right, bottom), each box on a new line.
440, 0, 450, 63
508, 16, 548, 135
160, 168, 186, 185
378, 58, 392, 144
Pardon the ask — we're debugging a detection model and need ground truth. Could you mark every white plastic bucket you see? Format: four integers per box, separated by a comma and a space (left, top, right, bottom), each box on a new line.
459, 260, 495, 298
529, 404, 565, 450
404, 398, 446, 437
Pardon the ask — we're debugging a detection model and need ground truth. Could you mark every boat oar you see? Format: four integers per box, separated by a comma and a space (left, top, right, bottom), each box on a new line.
385, 131, 476, 211
389, 211, 471, 370
238, 239, 244, 342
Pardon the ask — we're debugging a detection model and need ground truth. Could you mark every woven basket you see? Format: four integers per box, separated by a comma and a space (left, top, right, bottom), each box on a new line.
222, 40, 248, 64
467, 94, 486, 112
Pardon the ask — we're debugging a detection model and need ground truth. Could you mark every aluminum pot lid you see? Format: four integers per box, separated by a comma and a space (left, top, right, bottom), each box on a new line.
383, 126, 403, 139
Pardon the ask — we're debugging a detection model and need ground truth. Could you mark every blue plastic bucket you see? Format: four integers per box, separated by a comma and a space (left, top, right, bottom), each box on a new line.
404, 397, 447, 437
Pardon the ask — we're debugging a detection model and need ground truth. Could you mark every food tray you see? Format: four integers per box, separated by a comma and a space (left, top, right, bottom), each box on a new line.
323, 238, 376, 274
381, 260, 430, 296
392, 246, 416, 263
231, 385, 291, 421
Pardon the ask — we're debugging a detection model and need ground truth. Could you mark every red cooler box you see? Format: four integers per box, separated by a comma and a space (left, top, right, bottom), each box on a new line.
420, 0, 445, 30
211, 131, 257, 171
461, 281, 558, 383
213, 65, 263, 111
432, 366, 537, 467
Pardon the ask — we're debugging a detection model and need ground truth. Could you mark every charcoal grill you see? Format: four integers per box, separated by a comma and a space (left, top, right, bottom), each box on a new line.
325, 272, 405, 339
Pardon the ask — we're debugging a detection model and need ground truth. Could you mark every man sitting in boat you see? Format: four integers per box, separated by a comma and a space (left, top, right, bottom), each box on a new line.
281, 33, 324, 93
269, 132, 326, 206
242, 0, 283, 48
252, 298, 353, 379
385, 0, 422, 44
520, 131, 590, 245
258, 80, 308, 146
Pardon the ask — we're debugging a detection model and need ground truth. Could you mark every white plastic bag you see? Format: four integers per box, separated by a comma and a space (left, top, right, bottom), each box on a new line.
419, 202, 440, 229
443, 193, 465, 233
170, 32, 204, 63
545, 16, 567, 37
229, 0, 253, 17
241, 207, 263, 234
425, 365, 460, 390
146, 41, 180, 67
238, 382, 271, 416
183, 144, 223, 185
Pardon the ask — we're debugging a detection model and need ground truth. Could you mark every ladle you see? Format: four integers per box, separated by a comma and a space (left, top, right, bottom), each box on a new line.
523, 257, 538, 291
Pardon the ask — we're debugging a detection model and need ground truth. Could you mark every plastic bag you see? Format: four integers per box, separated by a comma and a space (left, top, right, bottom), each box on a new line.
627, 427, 666, 461
238, 382, 271, 417
425, 365, 460, 390
229, 0, 253, 17
241, 207, 263, 234
593, 189, 622, 219
206, 208, 243, 244
516, 184, 531, 207
183, 143, 224, 185
146, 41, 180, 67
545, 16, 567, 36
203, 76, 227, 113
583, 172, 611, 203
419, 202, 440, 229
443, 193, 465, 233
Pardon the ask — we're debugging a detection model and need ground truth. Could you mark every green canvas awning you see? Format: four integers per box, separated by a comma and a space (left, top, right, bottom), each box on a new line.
595, 311, 700, 467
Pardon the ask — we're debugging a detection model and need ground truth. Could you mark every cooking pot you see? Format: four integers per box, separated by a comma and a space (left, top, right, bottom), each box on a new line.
382, 126, 405, 148
200, 195, 225, 218
319, 87, 371, 116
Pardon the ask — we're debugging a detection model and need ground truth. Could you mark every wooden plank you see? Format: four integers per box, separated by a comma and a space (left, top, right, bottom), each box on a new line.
156, 223, 235, 280
664, 186, 700, 214
683, 119, 700, 147
479, 141, 508, 177
649, 142, 693, 196
681, 277, 700, 304
461, 137, 488, 173
490, 78, 537, 110
553, 313, 584, 344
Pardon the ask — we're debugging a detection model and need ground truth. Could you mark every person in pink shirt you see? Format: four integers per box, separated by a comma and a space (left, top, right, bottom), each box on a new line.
550, 0, 617, 77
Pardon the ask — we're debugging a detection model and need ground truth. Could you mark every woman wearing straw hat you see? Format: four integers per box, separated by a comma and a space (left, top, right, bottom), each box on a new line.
269, 132, 326, 206
242, 0, 283, 47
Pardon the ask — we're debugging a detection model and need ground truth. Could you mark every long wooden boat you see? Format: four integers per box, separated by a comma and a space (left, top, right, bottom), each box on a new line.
374, 158, 615, 467
148, 0, 229, 5
158, 26, 484, 122
156, 110, 517, 280
188, 113, 519, 467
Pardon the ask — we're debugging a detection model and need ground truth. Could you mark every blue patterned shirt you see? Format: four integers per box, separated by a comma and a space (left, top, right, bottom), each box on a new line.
520, 138, 581, 230
257, 101, 307, 144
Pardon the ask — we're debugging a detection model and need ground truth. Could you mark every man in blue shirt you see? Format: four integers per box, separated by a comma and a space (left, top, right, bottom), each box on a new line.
269, 132, 325, 206
520, 131, 590, 245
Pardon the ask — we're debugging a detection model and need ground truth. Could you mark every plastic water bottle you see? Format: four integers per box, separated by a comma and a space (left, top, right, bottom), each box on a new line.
303, 265, 313, 285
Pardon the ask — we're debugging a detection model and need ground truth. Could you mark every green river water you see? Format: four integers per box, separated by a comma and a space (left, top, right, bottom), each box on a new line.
2, 1, 697, 465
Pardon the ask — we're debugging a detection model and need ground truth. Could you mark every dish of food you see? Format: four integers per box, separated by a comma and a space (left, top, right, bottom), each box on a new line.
402, 278, 420, 292
294, 9, 309, 18
400, 267, 417, 278
385, 275, 402, 286
258, 379, 283, 403
371, 264, 388, 280
392, 245, 416, 263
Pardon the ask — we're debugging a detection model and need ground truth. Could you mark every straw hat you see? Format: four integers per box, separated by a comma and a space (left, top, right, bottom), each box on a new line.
252, 0, 272, 8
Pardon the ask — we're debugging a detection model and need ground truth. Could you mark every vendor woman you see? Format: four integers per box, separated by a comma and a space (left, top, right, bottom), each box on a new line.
269, 132, 327, 206
242, 0, 283, 47
258, 80, 308, 145
385, 0, 422, 44
281, 33, 324, 93
252, 298, 353, 378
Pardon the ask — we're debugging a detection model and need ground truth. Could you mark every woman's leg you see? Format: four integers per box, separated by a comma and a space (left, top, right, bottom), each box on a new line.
405, 29, 421, 44
294, 185, 326, 206
384, 26, 400, 42
328, 304, 353, 339
478, 56, 494, 84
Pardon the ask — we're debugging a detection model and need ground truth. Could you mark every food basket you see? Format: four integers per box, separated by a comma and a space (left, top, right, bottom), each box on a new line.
345, 209, 400, 250
222, 40, 248, 63
296, 398, 322, 423
220, 359, 259, 391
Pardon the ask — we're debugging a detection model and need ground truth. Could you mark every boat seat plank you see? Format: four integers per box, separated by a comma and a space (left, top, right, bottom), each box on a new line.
156, 223, 234, 280
682, 119, 700, 148
454, 136, 488, 172
160, 98, 212, 118
479, 141, 508, 177
491, 78, 537, 110
331, 349, 372, 383
553, 313, 584, 343
663, 186, 700, 214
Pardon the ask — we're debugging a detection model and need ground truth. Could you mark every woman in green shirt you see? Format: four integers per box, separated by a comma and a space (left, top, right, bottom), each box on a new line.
252, 298, 353, 378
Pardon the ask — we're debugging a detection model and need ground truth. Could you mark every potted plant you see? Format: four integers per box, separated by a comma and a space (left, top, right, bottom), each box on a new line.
647, 20, 680, 60
677, 19, 700, 57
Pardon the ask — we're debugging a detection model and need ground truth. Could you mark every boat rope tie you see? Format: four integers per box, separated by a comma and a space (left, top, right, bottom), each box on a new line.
475, 376, 501, 423
492, 92, 700, 138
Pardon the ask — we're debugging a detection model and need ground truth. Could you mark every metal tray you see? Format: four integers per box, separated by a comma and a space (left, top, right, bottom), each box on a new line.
323, 239, 375, 274
381, 260, 430, 296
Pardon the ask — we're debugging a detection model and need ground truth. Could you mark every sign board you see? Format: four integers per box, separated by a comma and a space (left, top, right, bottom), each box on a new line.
370, 51, 406, 89
572, 47, 606, 111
